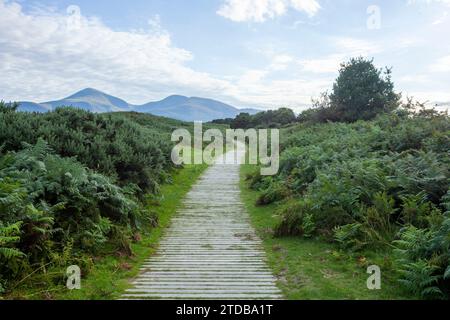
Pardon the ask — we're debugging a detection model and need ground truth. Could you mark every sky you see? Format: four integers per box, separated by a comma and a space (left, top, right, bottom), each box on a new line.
0, 0, 449, 111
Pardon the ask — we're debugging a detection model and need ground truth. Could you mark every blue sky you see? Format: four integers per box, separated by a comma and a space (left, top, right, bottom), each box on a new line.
0, 0, 449, 111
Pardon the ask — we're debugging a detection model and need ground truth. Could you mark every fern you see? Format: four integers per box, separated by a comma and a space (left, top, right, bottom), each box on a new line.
398, 260, 443, 299
0, 222, 25, 261
334, 223, 367, 251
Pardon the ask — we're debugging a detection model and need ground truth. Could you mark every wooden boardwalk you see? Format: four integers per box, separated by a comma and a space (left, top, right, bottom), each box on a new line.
122, 151, 282, 300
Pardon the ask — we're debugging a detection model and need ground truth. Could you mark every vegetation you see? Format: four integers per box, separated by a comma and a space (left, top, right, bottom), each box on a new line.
0, 107, 179, 196
0, 140, 139, 292
0, 103, 214, 297
214, 58, 401, 129
241, 164, 408, 299
299, 57, 401, 123
4, 163, 207, 299
212, 108, 297, 129
1, 56, 449, 300
242, 58, 450, 299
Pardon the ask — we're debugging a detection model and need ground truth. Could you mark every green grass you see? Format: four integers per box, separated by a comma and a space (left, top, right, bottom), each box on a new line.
5, 163, 208, 300
240, 164, 409, 300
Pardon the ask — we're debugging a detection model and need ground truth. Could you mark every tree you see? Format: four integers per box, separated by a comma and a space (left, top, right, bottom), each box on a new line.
231, 113, 252, 129
228, 108, 297, 129
329, 57, 401, 122
272, 108, 297, 126
0, 101, 19, 113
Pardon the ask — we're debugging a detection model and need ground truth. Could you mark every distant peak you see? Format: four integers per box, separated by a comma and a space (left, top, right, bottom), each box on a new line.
161, 95, 189, 103
68, 88, 105, 98
166, 94, 188, 100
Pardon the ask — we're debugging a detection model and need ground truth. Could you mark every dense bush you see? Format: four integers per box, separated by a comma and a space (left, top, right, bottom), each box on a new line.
247, 109, 450, 298
243, 58, 448, 298
0, 139, 148, 291
212, 108, 297, 129
0, 108, 177, 196
394, 190, 450, 299
0, 105, 204, 294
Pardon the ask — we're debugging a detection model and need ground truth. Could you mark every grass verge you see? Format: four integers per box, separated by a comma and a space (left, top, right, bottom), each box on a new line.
5, 163, 207, 300
240, 164, 409, 300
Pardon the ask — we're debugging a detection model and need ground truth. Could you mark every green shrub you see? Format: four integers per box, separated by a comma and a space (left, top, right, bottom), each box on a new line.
256, 181, 289, 205
274, 201, 309, 237
253, 106, 449, 299
0, 108, 176, 196
394, 205, 450, 298
223, 108, 297, 129
301, 213, 316, 238
0, 139, 148, 292
334, 223, 366, 251
262, 112, 449, 241
360, 192, 398, 245
0, 221, 26, 293
397, 260, 444, 299
0, 106, 225, 295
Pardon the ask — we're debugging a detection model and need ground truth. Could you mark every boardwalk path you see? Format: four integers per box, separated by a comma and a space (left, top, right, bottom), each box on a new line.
123, 150, 282, 300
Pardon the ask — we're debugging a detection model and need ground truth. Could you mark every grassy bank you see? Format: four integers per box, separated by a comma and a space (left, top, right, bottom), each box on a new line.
240, 164, 408, 300
5, 163, 207, 300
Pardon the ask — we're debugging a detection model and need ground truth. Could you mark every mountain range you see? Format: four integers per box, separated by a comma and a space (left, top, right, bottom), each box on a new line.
18, 88, 260, 122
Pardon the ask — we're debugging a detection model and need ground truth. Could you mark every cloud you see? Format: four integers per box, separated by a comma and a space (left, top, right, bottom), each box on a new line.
297, 55, 343, 74
408, 0, 450, 5
293, 38, 382, 75
333, 37, 382, 57
398, 74, 432, 84
403, 90, 450, 108
0, 1, 229, 103
430, 55, 450, 72
229, 71, 329, 108
225, 52, 331, 109
217, 0, 320, 23
0, 1, 330, 111
269, 54, 294, 71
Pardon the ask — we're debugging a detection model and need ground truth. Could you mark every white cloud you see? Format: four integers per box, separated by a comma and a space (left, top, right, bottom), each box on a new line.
297, 55, 343, 74
398, 74, 431, 84
408, 0, 450, 5
0, 1, 229, 103
0, 1, 331, 110
292, 38, 382, 75
11, 1, 444, 113
334, 37, 382, 57
269, 54, 294, 71
239, 70, 269, 84
229, 72, 329, 109
225, 52, 331, 109
217, 0, 320, 23
430, 55, 450, 72
0, 1, 328, 110
432, 11, 448, 24
403, 90, 450, 111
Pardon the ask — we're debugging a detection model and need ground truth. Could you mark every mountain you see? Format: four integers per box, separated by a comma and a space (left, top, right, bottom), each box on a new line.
17, 101, 51, 113
18, 89, 260, 121
19, 88, 132, 113
135, 95, 258, 121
